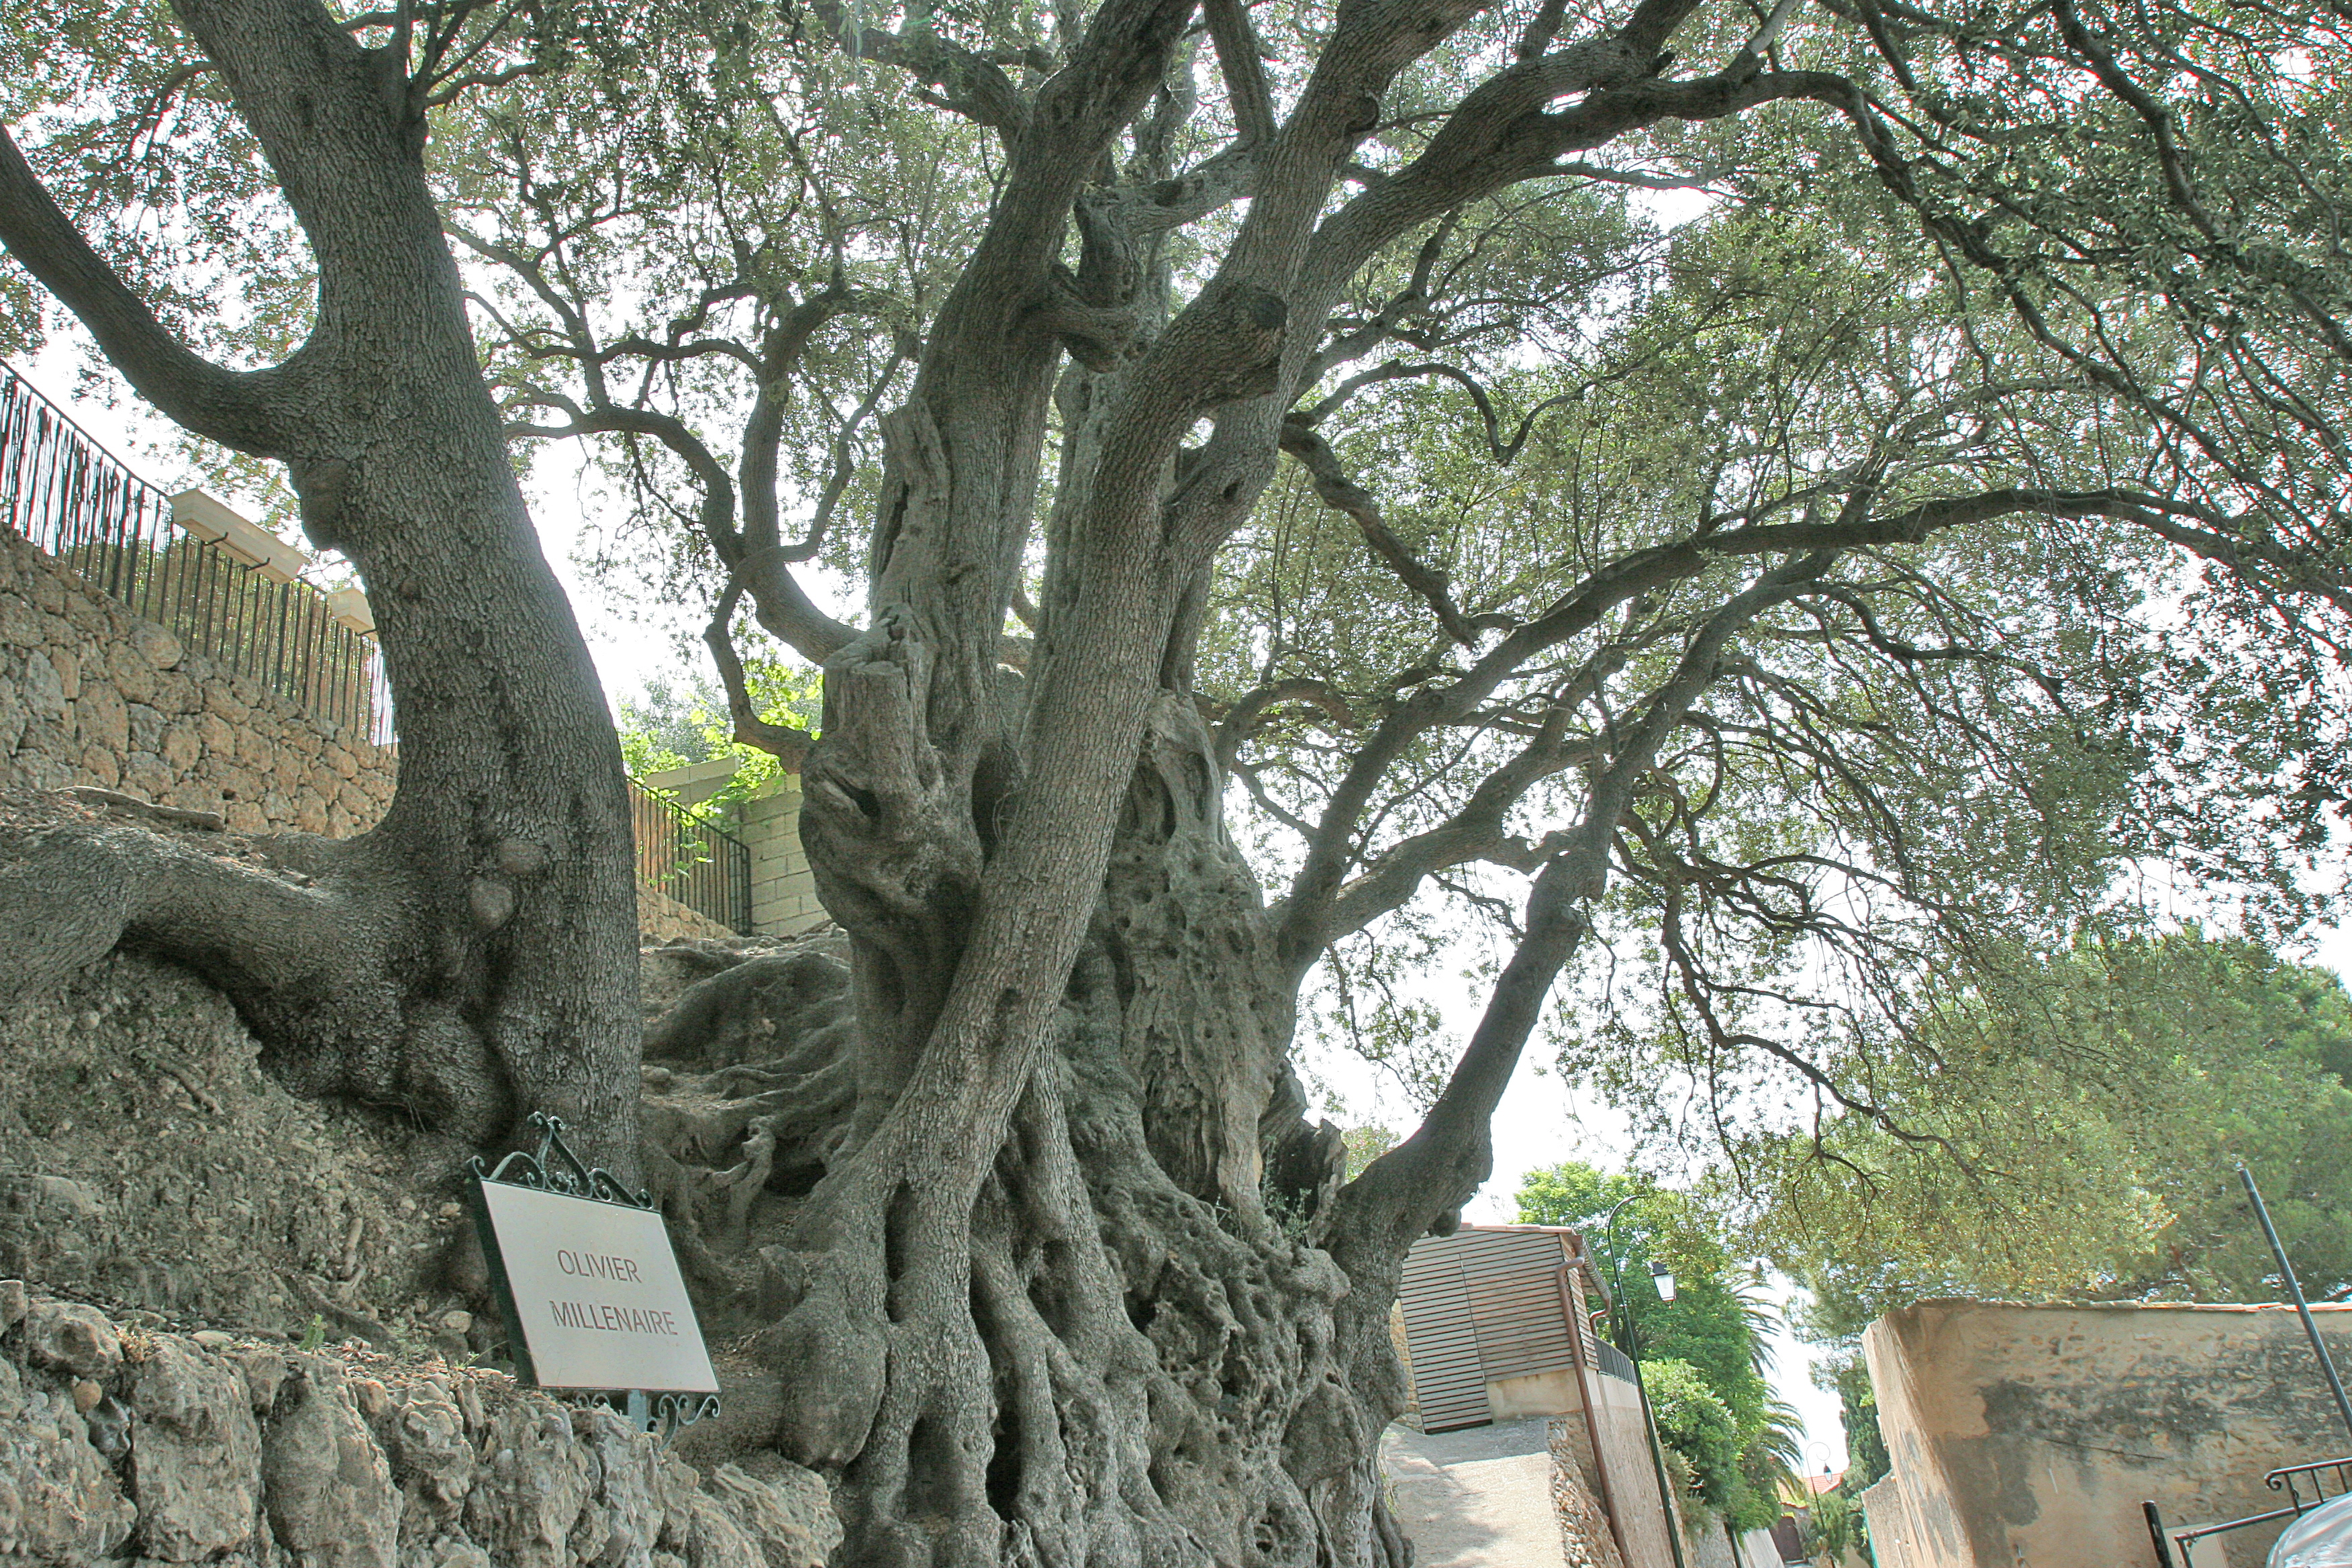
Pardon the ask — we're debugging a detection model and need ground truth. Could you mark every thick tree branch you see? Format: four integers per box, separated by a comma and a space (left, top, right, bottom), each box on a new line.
1211, 678, 1358, 771
1320, 718, 1600, 943
1202, 0, 1276, 146
705, 583, 818, 767
0, 124, 292, 452
736, 545, 859, 663
1324, 550, 1834, 1252
1272, 479, 2137, 974
1277, 416, 1481, 645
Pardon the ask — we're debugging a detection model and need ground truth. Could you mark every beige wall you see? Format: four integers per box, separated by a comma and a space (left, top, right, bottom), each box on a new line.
741, 776, 826, 936
1490, 1368, 1583, 1422
1591, 1370, 1679, 1568
1863, 1299, 2352, 1568
0, 528, 394, 834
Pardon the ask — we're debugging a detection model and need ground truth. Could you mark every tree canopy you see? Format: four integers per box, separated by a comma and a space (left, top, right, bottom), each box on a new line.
1744, 933, 2352, 1314
9, 0, 2352, 1560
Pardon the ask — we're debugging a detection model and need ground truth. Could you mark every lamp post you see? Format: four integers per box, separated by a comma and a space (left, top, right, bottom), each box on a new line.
2241, 1163, 2352, 1444
1601, 1194, 1692, 1568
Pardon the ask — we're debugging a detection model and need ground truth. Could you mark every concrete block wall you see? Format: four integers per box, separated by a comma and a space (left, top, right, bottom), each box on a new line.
741, 776, 827, 936
0, 527, 395, 834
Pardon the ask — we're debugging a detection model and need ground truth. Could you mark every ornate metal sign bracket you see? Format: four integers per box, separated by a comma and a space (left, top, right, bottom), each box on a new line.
469, 1111, 654, 1210
609, 1389, 724, 1444
467, 1112, 720, 1445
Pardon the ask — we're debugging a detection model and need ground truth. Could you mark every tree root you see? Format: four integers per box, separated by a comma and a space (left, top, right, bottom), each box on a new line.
0, 787, 508, 1142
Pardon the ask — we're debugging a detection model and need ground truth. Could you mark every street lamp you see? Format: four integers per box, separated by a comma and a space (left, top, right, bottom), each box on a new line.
1599, 1195, 1690, 1568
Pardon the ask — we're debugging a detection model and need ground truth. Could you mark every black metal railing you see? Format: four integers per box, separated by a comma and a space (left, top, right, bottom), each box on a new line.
1594, 1340, 1638, 1383
0, 362, 388, 741
2147, 1455, 2352, 1565
630, 778, 752, 933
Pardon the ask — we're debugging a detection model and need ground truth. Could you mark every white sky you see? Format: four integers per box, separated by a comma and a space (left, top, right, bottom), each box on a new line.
25, 307, 2352, 1482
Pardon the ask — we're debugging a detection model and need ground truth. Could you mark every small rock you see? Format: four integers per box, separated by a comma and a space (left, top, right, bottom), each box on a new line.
708, 1461, 844, 1568
0, 1277, 25, 1326
262, 1370, 400, 1566
439, 1310, 473, 1334
132, 622, 184, 669
26, 1300, 124, 1379
85, 1394, 133, 1459
236, 1348, 288, 1416
121, 1337, 264, 1557
71, 1379, 103, 1412
32, 1173, 107, 1220
438, 1202, 466, 1220
352, 1377, 389, 1418
191, 1329, 235, 1351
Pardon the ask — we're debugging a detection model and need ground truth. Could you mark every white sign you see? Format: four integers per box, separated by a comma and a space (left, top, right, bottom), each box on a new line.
473, 1181, 720, 1394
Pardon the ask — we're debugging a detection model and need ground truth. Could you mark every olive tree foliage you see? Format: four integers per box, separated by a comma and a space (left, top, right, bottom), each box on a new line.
7, 0, 2352, 1565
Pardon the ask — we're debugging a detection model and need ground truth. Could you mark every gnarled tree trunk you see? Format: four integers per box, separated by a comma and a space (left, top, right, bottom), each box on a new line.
7, 0, 1809, 1561
646, 692, 1435, 1567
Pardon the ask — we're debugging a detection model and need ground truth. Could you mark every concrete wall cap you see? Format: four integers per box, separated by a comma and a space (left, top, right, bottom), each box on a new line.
1897, 1296, 2351, 1316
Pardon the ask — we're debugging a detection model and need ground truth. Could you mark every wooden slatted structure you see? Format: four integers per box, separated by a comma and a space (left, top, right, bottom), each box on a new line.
1461, 1228, 1581, 1380
1399, 1240, 1493, 1430
1399, 1225, 1607, 1432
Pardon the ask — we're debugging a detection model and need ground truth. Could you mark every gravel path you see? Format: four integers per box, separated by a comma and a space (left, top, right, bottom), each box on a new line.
1381, 1418, 1565, 1568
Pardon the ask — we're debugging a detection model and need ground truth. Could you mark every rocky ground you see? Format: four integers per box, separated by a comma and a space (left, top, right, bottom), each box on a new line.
0, 1283, 838, 1565
0, 929, 860, 1564
0, 948, 465, 1351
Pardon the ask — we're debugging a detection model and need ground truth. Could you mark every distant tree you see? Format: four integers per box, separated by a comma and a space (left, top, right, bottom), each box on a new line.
1741, 934, 2352, 1315
1340, 1125, 1399, 1181
1518, 1161, 1798, 1529
1803, 1479, 1866, 1566
617, 664, 825, 803
1824, 1353, 1889, 1491
1642, 1357, 1743, 1511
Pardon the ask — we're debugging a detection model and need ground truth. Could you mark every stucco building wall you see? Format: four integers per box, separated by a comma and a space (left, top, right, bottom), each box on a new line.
0, 526, 394, 834
1862, 1299, 2352, 1568
1589, 1368, 1679, 1568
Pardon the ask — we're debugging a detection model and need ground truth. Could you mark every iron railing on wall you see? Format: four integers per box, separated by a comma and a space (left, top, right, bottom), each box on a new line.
0, 362, 388, 741
2147, 1455, 2352, 1566
3, 363, 761, 932
630, 779, 752, 933
1593, 1340, 1638, 1384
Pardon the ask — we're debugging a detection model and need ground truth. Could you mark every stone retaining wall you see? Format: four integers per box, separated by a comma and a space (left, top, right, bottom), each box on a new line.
0, 527, 395, 836
640, 887, 739, 944
1551, 1418, 1631, 1568
1861, 1297, 2352, 1568
0, 1285, 840, 1567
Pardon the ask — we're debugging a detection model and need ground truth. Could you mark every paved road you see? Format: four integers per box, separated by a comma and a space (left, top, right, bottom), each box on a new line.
1381, 1418, 1563, 1568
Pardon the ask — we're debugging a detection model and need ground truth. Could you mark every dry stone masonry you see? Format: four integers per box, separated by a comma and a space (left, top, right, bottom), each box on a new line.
1548, 1420, 1630, 1568
0, 528, 395, 836
0, 1285, 842, 1567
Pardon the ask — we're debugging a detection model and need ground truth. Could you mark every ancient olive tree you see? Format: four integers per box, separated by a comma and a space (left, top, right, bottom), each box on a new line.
7, 0, 2352, 1564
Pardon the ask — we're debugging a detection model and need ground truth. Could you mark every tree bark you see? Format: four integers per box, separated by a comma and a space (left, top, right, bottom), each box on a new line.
0, 0, 640, 1169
